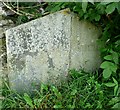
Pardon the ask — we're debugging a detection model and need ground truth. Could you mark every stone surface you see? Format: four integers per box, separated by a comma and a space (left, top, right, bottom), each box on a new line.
5, 9, 101, 93
70, 16, 101, 72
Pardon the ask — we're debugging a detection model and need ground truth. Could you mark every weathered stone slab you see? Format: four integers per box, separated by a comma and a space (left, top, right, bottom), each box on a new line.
5, 9, 101, 93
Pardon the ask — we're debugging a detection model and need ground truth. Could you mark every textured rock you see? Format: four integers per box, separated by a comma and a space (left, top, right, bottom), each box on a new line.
6, 9, 101, 93
70, 17, 101, 71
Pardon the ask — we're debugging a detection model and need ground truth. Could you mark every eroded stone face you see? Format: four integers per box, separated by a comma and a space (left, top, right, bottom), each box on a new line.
70, 16, 102, 72
6, 9, 71, 92
6, 9, 101, 93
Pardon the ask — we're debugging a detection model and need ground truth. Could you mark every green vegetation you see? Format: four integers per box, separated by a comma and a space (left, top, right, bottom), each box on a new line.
2, 70, 119, 109
1, 1, 120, 109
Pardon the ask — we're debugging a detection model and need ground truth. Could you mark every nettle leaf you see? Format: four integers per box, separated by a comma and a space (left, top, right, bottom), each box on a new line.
23, 93, 34, 108
105, 3, 116, 14
103, 68, 112, 79
104, 82, 116, 87
100, 61, 113, 69
104, 55, 112, 61
100, 61, 117, 73
82, 0, 88, 12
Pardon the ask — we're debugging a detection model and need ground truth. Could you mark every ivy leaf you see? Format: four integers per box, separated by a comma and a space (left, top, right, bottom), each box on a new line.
105, 3, 116, 14
103, 68, 112, 79
104, 82, 116, 87
82, 0, 88, 12
23, 93, 34, 108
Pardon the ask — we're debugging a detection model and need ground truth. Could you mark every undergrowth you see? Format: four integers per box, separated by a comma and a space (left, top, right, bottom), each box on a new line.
2, 70, 119, 109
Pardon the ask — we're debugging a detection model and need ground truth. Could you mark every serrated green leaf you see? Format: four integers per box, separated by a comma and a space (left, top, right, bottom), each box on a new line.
100, 61, 109, 69
82, 0, 88, 12
103, 68, 112, 78
104, 55, 112, 61
100, 61, 113, 69
105, 3, 116, 14
23, 93, 34, 108
104, 82, 116, 87
100, 61, 117, 73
